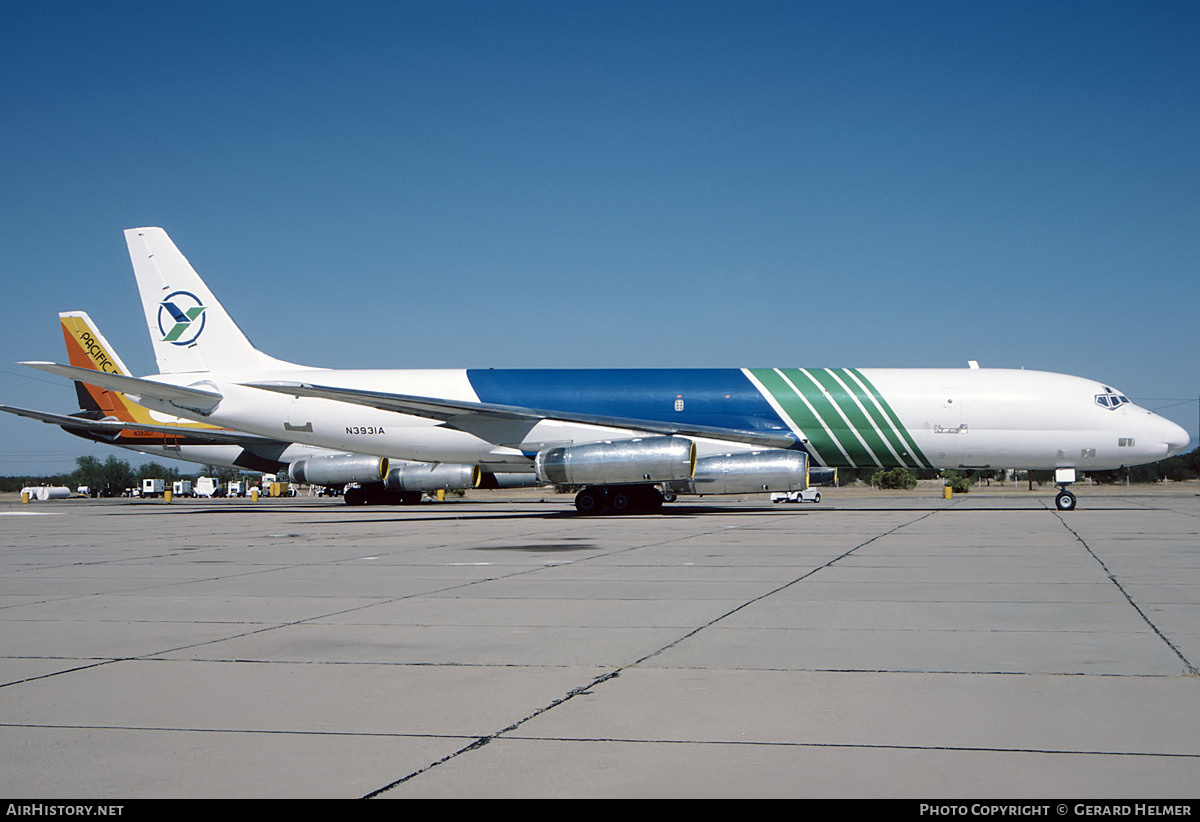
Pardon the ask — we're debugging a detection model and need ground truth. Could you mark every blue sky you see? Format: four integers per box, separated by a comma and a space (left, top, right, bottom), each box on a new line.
2, 0, 1197, 475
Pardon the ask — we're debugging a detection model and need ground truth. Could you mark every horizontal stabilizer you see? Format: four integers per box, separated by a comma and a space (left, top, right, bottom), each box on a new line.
244, 380, 797, 449
0, 404, 276, 446
19, 362, 223, 415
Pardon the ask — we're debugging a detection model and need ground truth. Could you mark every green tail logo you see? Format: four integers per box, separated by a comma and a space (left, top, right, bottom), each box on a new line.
157, 291, 207, 346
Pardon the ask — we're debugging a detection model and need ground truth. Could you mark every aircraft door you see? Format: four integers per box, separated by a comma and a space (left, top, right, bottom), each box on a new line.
932, 392, 972, 466
283, 397, 314, 435
936, 393, 967, 435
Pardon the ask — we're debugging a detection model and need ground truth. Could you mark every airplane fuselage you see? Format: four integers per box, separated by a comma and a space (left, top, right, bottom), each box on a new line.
137, 365, 1186, 474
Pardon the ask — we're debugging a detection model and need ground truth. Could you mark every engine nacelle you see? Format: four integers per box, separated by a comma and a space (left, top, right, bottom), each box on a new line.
288, 454, 389, 486
384, 463, 482, 492
808, 466, 838, 487
665, 450, 808, 495
478, 472, 544, 489
535, 436, 697, 486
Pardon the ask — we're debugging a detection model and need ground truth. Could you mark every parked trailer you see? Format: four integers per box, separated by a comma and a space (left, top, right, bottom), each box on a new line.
194, 477, 221, 497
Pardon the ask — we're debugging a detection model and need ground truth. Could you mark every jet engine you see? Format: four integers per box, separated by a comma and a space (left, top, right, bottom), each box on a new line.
477, 472, 543, 489
664, 450, 808, 495
288, 454, 389, 486
808, 466, 838, 487
535, 436, 697, 486
384, 463, 482, 492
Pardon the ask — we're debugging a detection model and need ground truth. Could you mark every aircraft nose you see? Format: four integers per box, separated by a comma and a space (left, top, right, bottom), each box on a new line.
1131, 411, 1190, 461
1142, 412, 1191, 458
1163, 418, 1190, 457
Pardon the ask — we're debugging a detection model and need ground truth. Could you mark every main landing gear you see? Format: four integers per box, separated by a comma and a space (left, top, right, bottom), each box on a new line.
343, 485, 421, 505
575, 484, 664, 515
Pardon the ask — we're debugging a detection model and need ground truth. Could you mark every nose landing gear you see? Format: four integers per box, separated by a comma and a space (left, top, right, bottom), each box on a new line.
1053, 468, 1077, 511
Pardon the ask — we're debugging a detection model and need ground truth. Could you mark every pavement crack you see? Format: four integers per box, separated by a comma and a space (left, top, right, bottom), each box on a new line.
362, 668, 623, 798
1054, 511, 1197, 676
634, 508, 942, 666
365, 508, 942, 798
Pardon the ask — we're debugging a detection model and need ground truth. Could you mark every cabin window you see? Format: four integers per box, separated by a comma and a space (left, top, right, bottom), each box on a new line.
1118, 438, 1136, 447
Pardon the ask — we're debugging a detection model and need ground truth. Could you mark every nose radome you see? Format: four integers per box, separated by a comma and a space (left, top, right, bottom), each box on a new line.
1144, 410, 1191, 458
1163, 418, 1190, 457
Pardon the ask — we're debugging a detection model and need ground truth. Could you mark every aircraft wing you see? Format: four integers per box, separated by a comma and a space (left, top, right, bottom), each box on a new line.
0, 404, 284, 447
19, 362, 223, 415
244, 381, 797, 449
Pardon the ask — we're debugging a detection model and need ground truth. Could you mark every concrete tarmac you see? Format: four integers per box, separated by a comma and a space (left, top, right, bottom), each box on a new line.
1, 486, 1197, 798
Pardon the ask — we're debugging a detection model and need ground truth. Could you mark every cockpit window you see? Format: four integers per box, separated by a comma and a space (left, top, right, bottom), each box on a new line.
1095, 386, 1130, 410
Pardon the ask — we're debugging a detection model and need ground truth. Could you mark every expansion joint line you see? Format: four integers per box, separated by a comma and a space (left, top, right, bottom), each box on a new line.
1054, 511, 1198, 676
361, 506, 943, 798
634, 507, 944, 666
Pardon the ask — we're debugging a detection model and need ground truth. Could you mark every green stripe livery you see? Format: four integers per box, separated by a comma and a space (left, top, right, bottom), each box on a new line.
749, 368, 929, 469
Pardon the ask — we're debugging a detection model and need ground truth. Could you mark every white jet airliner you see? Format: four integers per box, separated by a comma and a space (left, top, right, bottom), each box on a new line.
21, 228, 1190, 513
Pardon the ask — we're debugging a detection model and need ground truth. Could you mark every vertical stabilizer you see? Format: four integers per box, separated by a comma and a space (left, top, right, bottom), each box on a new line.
60, 311, 133, 376
125, 227, 306, 375
60, 310, 135, 417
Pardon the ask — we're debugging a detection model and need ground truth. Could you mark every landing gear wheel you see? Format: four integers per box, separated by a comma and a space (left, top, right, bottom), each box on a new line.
632, 486, 664, 513
609, 489, 634, 513
1055, 490, 1077, 511
611, 485, 663, 514
575, 487, 606, 515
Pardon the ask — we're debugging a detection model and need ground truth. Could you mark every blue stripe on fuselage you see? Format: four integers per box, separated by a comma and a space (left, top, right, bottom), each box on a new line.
465, 369, 790, 439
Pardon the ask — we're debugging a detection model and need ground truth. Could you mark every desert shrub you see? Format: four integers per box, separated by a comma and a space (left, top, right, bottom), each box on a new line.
871, 467, 918, 490
942, 470, 971, 494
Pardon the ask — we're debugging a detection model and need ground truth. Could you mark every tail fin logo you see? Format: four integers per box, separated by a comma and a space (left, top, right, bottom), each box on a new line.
157, 291, 207, 346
